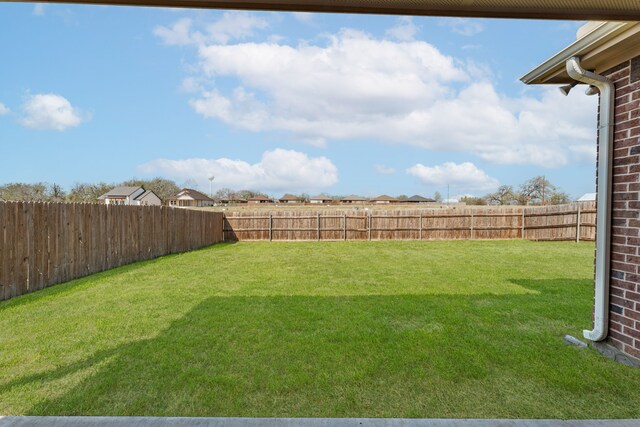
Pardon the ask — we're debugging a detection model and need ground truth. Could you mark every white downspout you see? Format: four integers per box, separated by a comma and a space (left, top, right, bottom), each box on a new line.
565, 56, 614, 342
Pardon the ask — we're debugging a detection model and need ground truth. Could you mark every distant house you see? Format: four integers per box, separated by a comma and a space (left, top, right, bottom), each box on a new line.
135, 190, 162, 206
218, 197, 248, 205
279, 194, 304, 204
98, 186, 162, 206
248, 195, 272, 204
310, 195, 333, 204
405, 195, 436, 204
577, 193, 596, 202
340, 196, 369, 205
371, 195, 399, 204
167, 188, 215, 208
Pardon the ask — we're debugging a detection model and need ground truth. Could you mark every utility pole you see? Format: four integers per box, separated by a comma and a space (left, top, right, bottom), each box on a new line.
447, 184, 450, 205
542, 175, 545, 206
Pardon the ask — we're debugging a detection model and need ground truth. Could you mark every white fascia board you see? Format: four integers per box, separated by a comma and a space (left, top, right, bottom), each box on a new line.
520, 21, 631, 85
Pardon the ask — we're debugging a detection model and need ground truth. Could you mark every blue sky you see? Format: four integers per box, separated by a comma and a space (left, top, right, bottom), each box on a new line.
0, 4, 598, 199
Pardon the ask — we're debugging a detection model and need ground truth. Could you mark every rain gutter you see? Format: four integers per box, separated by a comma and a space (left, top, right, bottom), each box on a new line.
564, 57, 615, 342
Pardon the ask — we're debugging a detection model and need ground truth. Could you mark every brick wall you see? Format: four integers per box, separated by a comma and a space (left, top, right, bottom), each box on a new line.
603, 55, 640, 359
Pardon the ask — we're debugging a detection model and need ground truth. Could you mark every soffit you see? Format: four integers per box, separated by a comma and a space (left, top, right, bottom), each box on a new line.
5, 0, 640, 19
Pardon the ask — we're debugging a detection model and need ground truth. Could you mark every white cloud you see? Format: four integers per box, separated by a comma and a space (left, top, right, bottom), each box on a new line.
158, 23, 597, 168
206, 11, 269, 44
33, 3, 46, 16
20, 94, 86, 131
407, 162, 499, 193
375, 164, 396, 175
568, 143, 597, 164
138, 148, 338, 192
154, 12, 268, 46
0, 102, 9, 115
293, 12, 314, 24
154, 17, 195, 46
440, 18, 485, 36
386, 17, 419, 41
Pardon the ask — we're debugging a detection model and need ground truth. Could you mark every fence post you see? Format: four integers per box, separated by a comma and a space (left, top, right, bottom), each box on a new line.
269, 214, 272, 242
470, 212, 474, 240
419, 213, 423, 240
576, 203, 581, 243
521, 209, 526, 239
317, 212, 321, 241
368, 212, 371, 241
343, 213, 347, 241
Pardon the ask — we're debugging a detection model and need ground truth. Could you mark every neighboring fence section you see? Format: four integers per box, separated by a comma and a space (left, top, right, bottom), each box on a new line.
223, 202, 596, 242
0, 201, 224, 301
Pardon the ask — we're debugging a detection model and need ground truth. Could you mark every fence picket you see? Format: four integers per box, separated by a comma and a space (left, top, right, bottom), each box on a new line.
0, 202, 224, 301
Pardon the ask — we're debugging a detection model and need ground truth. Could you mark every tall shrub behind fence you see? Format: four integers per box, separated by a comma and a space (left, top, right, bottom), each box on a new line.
223, 202, 596, 242
0, 201, 224, 301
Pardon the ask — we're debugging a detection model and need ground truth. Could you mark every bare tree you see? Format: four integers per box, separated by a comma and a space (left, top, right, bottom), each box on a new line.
548, 191, 570, 205
47, 183, 66, 202
459, 196, 487, 205
487, 185, 516, 205
519, 176, 554, 205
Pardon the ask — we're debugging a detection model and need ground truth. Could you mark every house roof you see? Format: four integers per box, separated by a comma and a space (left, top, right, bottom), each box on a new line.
310, 195, 333, 200
521, 21, 640, 85
341, 195, 369, 202
372, 195, 399, 202
134, 190, 159, 201
176, 188, 213, 201
578, 192, 597, 202
279, 194, 303, 201
248, 195, 271, 201
406, 195, 436, 203
98, 186, 142, 199
21, 0, 640, 20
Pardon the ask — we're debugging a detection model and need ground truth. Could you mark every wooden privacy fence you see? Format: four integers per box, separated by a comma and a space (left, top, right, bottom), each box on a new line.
223, 202, 597, 242
0, 201, 224, 301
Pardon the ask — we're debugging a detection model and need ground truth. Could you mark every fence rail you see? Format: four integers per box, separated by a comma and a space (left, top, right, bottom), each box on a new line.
223, 202, 596, 242
0, 201, 224, 301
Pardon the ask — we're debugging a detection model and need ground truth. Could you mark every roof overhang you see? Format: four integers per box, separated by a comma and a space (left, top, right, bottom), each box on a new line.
521, 21, 640, 85
4, 0, 640, 20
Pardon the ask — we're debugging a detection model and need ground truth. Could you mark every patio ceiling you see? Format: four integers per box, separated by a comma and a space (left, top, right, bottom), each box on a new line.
5, 0, 640, 19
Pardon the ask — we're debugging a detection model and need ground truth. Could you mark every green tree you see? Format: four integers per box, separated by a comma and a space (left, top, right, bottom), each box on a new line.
0, 182, 49, 202
67, 182, 114, 203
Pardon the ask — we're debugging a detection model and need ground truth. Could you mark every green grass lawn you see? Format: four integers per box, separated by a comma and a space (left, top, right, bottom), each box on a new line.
1, 240, 639, 418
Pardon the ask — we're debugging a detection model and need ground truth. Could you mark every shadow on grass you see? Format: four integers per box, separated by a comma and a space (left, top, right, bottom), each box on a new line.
0, 242, 237, 312
0, 254, 185, 313
10, 278, 636, 418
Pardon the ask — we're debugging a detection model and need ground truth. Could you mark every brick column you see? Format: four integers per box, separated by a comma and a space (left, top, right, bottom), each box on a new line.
602, 56, 640, 359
